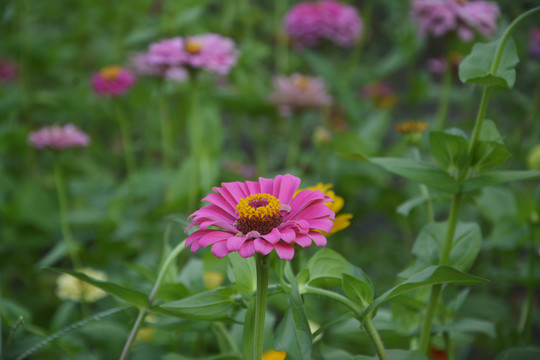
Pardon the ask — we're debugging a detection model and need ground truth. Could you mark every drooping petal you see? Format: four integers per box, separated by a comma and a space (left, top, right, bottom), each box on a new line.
307, 218, 334, 233
308, 231, 327, 246
261, 228, 281, 245
227, 235, 248, 251
279, 227, 297, 243
254, 239, 274, 255
238, 241, 256, 258
293, 203, 335, 222
274, 242, 295, 261
211, 241, 231, 258
199, 231, 233, 247
293, 234, 312, 247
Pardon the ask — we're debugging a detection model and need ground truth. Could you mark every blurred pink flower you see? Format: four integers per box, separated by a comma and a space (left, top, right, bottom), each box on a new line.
411, 0, 499, 42
269, 73, 332, 116
427, 57, 448, 76
0, 57, 17, 84
285, 0, 362, 48
529, 28, 540, 58
182, 34, 239, 75
28, 124, 90, 150
185, 174, 335, 260
147, 37, 187, 67
91, 66, 135, 97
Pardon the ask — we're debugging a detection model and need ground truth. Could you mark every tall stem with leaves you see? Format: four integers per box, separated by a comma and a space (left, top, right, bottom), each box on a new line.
251, 254, 270, 360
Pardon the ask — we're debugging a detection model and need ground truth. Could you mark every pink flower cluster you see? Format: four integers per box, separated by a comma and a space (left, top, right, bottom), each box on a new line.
529, 28, 540, 58
269, 73, 332, 116
28, 124, 90, 150
91, 66, 136, 97
186, 174, 335, 261
0, 57, 17, 84
411, 0, 500, 42
285, 0, 363, 48
131, 34, 239, 79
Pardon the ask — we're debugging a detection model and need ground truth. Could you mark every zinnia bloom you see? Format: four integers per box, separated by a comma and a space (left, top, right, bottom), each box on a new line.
262, 350, 287, 360
360, 82, 397, 109
299, 183, 352, 235
28, 124, 90, 150
0, 57, 17, 84
186, 174, 335, 261
91, 65, 135, 96
285, 0, 362, 48
529, 28, 540, 58
395, 120, 429, 135
411, 0, 499, 42
182, 34, 239, 75
56, 268, 107, 303
269, 73, 332, 116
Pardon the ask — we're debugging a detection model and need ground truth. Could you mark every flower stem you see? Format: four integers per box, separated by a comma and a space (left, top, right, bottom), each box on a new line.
253, 254, 270, 360
363, 312, 388, 360
518, 225, 537, 343
434, 66, 451, 131
115, 105, 136, 178
54, 163, 81, 269
411, 147, 435, 223
159, 90, 174, 172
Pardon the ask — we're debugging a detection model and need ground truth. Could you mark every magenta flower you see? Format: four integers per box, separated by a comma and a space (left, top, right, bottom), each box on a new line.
0, 57, 17, 84
91, 66, 136, 97
285, 0, 362, 48
182, 34, 239, 75
269, 73, 332, 116
411, 0, 499, 42
186, 174, 335, 261
529, 28, 540, 58
147, 37, 187, 67
28, 124, 90, 150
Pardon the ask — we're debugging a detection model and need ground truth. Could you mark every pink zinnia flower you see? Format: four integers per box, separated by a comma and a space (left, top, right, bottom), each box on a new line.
182, 34, 239, 75
529, 28, 540, 58
147, 37, 187, 67
28, 124, 90, 150
411, 0, 499, 42
285, 0, 362, 48
186, 174, 335, 261
91, 66, 135, 97
0, 57, 17, 84
269, 73, 332, 116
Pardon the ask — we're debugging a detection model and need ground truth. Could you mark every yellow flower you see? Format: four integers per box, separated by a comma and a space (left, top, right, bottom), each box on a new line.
203, 271, 225, 290
300, 183, 352, 235
56, 268, 107, 303
135, 327, 156, 343
262, 350, 287, 360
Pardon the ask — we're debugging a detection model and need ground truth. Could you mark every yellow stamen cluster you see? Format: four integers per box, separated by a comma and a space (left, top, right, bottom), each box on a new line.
394, 121, 429, 135
185, 40, 203, 55
236, 193, 282, 220
100, 66, 122, 80
294, 76, 311, 91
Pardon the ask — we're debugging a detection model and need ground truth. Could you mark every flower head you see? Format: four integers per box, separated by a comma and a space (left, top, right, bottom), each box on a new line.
411, 0, 499, 42
361, 82, 397, 109
299, 183, 352, 235
285, 0, 362, 48
269, 73, 332, 116
203, 271, 225, 289
28, 124, 90, 150
91, 65, 135, 96
186, 174, 335, 261
262, 350, 287, 360
56, 268, 107, 303
529, 28, 540, 58
147, 37, 187, 67
395, 121, 429, 146
0, 57, 17, 84
182, 34, 239, 75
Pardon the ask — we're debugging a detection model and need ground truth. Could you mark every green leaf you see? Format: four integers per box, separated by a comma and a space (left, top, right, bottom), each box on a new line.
459, 37, 519, 88
342, 273, 373, 308
479, 120, 504, 143
396, 195, 429, 217
227, 252, 256, 298
429, 130, 468, 174
275, 276, 312, 360
46, 268, 149, 308
307, 248, 358, 287
363, 265, 488, 318
242, 297, 256, 360
463, 170, 540, 192
472, 141, 510, 172
412, 221, 482, 272
159, 287, 236, 320
494, 347, 540, 360
369, 157, 459, 193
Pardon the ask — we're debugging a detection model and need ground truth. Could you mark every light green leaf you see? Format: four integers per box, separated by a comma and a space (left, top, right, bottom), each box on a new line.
429, 130, 468, 173
307, 248, 358, 287
463, 170, 540, 192
46, 268, 149, 308
227, 252, 256, 298
479, 120, 504, 144
459, 37, 519, 88
396, 195, 430, 217
363, 265, 488, 318
342, 273, 373, 308
472, 141, 510, 172
159, 287, 236, 320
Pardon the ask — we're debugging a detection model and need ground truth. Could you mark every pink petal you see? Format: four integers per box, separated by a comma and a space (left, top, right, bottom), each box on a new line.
261, 228, 281, 244
191, 205, 236, 222
227, 235, 247, 251
274, 242, 295, 261
294, 203, 335, 222
276, 174, 301, 205
293, 234, 312, 247
186, 229, 212, 247
238, 241, 255, 258
279, 227, 297, 243
287, 190, 329, 220
259, 177, 275, 194
213, 185, 239, 210
199, 231, 233, 247
308, 218, 334, 233
308, 231, 327, 246
199, 219, 237, 232
254, 239, 274, 255
211, 241, 231, 258
222, 181, 249, 203
245, 180, 261, 194
202, 193, 236, 216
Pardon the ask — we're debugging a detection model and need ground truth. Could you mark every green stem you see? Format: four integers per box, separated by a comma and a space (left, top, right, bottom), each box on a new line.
252, 254, 270, 360
518, 225, 537, 343
411, 147, 435, 223
435, 66, 452, 131
363, 313, 389, 360
302, 285, 363, 316
115, 105, 136, 178
444, 331, 455, 360
214, 322, 239, 353
159, 91, 174, 172
54, 163, 81, 269
119, 238, 186, 360
466, 87, 492, 162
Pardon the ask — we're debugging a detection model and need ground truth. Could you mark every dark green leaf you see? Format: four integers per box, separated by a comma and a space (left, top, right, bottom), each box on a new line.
429, 130, 468, 173
472, 141, 510, 172
342, 273, 373, 308
463, 170, 540, 192
363, 265, 488, 318
46, 268, 149, 308
159, 287, 236, 320
459, 37, 519, 88
275, 276, 312, 360
494, 347, 540, 360
227, 252, 256, 298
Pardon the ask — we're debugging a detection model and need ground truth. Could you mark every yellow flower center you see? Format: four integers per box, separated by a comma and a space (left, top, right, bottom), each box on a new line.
294, 76, 310, 90
185, 40, 203, 55
100, 66, 122, 80
394, 121, 429, 135
235, 193, 283, 235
